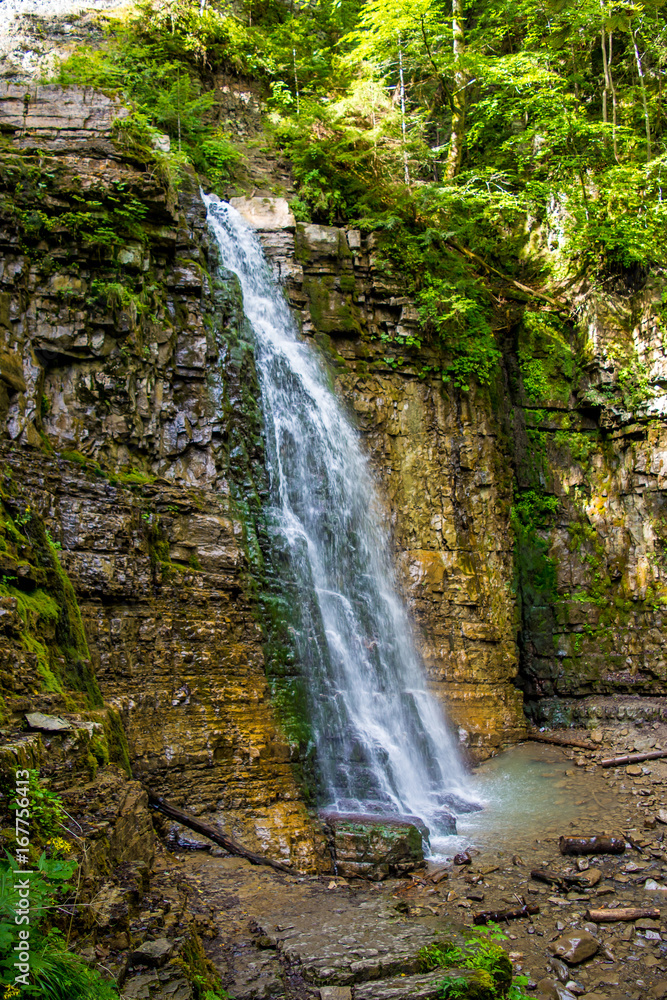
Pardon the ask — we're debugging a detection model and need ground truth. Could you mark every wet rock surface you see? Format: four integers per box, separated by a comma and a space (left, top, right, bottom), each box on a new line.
320, 813, 428, 880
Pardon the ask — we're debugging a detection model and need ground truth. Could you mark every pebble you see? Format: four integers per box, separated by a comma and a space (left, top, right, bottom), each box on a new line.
644, 878, 667, 891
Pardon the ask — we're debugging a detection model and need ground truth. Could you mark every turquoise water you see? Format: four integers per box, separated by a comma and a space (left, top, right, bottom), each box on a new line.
431, 742, 615, 857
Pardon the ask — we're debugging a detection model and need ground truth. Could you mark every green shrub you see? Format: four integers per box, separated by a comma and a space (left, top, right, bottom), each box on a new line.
419, 924, 526, 1000
0, 851, 119, 998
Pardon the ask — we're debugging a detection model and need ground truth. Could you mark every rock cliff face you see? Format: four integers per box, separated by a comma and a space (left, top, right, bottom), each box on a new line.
247, 203, 667, 742
249, 206, 524, 751
0, 83, 320, 866
2, 67, 667, 870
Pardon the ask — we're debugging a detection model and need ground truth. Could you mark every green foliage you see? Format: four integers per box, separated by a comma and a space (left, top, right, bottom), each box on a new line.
10, 771, 66, 841
9, 181, 148, 251
0, 850, 118, 998
418, 276, 500, 390
615, 356, 655, 411
517, 313, 577, 405
176, 929, 228, 1000
512, 490, 559, 625
581, 350, 656, 415
54, 1, 250, 194
418, 925, 518, 999
103, 708, 132, 777
512, 490, 559, 530
116, 469, 156, 487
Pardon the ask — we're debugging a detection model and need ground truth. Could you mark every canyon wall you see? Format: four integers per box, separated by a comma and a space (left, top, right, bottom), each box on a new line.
0, 83, 320, 866
249, 197, 667, 742
2, 72, 667, 869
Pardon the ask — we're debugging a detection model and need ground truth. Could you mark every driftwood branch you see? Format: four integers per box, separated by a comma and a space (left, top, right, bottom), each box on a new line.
586, 907, 660, 922
559, 836, 625, 856
531, 868, 565, 889
148, 794, 294, 874
473, 903, 539, 925
530, 868, 596, 891
525, 733, 598, 751
600, 750, 667, 768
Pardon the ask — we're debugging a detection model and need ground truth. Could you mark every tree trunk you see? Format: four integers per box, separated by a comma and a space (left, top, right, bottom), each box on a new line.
600, 749, 667, 767
398, 36, 410, 184
559, 836, 625, 856
632, 30, 652, 161
293, 47, 300, 115
600, 24, 610, 124
445, 0, 466, 180
473, 903, 539, 925
148, 793, 294, 874
525, 733, 598, 751
586, 907, 660, 923
609, 31, 619, 161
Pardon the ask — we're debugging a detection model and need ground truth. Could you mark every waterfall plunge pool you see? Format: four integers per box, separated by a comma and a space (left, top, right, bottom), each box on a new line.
429, 741, 618, 859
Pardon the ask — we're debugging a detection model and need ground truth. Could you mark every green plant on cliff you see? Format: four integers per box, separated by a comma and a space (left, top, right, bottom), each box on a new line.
0, 494, 103, 709
9, 771, 66, 842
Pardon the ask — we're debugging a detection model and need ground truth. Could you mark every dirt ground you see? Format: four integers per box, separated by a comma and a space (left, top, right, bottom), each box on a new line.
123, 721, 667, 1000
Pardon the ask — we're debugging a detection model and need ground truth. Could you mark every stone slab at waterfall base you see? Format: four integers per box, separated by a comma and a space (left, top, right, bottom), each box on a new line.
320, 812, 431, 879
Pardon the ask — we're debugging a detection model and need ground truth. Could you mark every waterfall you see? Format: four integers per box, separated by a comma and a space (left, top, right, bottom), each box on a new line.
205, 195, 476, 840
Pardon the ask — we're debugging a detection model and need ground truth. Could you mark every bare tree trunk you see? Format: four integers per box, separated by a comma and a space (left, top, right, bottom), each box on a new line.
445, 0, 466, 180
148, 794, 294, 873
176, 72, 182, 153
571, 38, 580, 99
293, 47, 300, 115
398, 36, 410, 184
600, 25, 610, 124
632, 30, 652, 161
609, 31, 619, 161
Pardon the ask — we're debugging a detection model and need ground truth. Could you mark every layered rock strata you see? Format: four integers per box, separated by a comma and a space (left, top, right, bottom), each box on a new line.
239, 201, 667, 739
0, 84, 320, 865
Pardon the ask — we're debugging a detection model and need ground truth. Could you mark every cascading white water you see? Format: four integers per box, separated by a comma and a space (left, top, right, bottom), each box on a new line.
205, 195, 477, 839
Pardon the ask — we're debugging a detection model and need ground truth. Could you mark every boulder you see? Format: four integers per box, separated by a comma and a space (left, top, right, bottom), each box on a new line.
320, 812, 427, 880
130, 938, 173, 968
548, 930, 599, 965
25, 712, 71, 732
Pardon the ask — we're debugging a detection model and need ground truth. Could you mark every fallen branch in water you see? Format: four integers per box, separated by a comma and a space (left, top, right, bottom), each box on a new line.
586, 907, 660, 922
473, 903, 539, 925
600, 750, 667, 768
559, 836, 625, 856
147, 793, 294, 874
524, 733, 598, 751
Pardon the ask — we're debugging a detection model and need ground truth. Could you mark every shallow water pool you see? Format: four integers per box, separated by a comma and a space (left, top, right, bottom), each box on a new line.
430, 742, 618, 858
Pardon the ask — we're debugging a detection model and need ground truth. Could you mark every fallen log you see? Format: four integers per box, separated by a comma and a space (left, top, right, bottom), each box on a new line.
473, 903, 539, 925
524, 733, 598, 751
600, 750, 667, 768
559, 836, 625, 856
586, 907, 660, 923
531, 869, 566, 890
530, 868, 600, 890
147, 793, 294, 874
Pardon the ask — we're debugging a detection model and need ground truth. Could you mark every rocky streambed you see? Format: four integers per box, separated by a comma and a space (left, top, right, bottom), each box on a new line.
107, 720, 667, 1000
